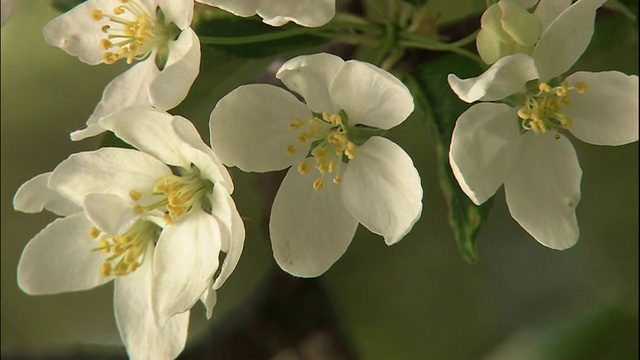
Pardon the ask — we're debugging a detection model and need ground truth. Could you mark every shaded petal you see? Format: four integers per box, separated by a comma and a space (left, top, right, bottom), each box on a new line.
449, 103, 522, 205
1, 0, 16, 26
533, 0, 607, 81
13, 172, 81, 216
42, 0, 114, 65
149, 28, 200, 110
535, 0, 572, 31
276, 53, 344, 114
83, 193, 138, 235
209, 84, 311, 172
270, 166, 359, 277
565, 71, 639, 146
49, 148, 169, 205
172, 115, 234, 192
504, 133, 581, 249
199, 281, 218, 319
153, 210, 222, 322
17, 213, 112, 295
114, 251, 190, 360
157, 0, 193, 30
500, 0, 542, 47
448, 53, 539, 103
71, 59, 159, 141
256, 0, 335, 27
100, 108, 192, 168
212, 189, 245, 290
331, 60, 414, 129
342, 137, 422, 245
196, 0, 260, 17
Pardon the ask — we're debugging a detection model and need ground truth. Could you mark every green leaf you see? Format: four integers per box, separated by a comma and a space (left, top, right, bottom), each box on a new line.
406, 54, 493, 263
194, 14, 329, 58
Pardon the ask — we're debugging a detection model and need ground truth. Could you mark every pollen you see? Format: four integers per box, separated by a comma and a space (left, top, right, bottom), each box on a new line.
313, 179, 324, 190
285, 145, 297, 156
297, 160, 311, 174
89, 226, 101, 239
129, 189, 142, 201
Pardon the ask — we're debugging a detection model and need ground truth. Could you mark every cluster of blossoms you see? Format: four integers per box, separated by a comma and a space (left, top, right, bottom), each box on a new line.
7, 0, 637, 358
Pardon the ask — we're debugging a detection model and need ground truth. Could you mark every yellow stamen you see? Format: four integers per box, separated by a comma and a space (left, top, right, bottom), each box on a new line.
313, 179, 323, 190
89, 226, 101, 239
297, 160, 311, 175
285, 145, 296, 156
575, 81, 587, 94
129, 189, 142, 201
100, 261, 112, 277
89, 9, 104, 21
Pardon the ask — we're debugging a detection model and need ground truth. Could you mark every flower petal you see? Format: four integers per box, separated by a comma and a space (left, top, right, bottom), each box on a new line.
83, 193, 139, 235
256, 0, 335, 27
196, 0, 258, 17
100, 108, 192, 168
71, 59, 159, 141
49, 148, 169, 205
17, 213, 112, 294
157, 0, 193, 30
449, 103, 522, 205
504, 132, 582, 249
534, 0, 572, 31
565, 71, 639, 146
342, 137, 422, 245
153, 210, 222, 322
13, 172, 81, 216
533, 0, 607, 81
330, 60, 414, 129
42, 0, 112, 65
114, 252, 190, 360
200, 281, 218, 319
500, 0, 542, 47
209, 84, 311, 172
212, 189, 245, 290
171, 115, 234, 192
448, 53, 539, 103
149, 28, 200, 111
270, 166, 359, 277
276, 53, 345, 114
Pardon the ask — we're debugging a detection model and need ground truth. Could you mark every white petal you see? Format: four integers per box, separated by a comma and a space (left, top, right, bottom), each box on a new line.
114, 252, 190, 360
331, 60, 414, 129
448, 53, 539, 103
17, 213, 112, 295
100, 108, 192, 167
341, 137, 422, 245
535, 0, 572, 31
71, 59, 159, 141
504, 133, 582, 249
449, 103, 523, 205
196, 0, 258, 17
42, 0, 113, 65
149, 28, 200, 110
533, 0, 607, 81
256, 0, 335, 27
13, 172, 81, 216
157, 0, 193, 30
83, 193, 139, 235
199, 282, 218, 319
516, 0, 537, 8
172, 115, 234, 192
276, 53, 345, 114
212, 189, 245, 290
500, 0, 542, 47
153, 210, 222, 322
269, 166, 359, 277
209, 84, 311, 172
49, 148, 169, 205
565, 71, 639, 146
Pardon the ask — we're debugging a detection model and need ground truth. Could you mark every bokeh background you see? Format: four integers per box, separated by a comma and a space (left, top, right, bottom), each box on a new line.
1, 1, 638, 359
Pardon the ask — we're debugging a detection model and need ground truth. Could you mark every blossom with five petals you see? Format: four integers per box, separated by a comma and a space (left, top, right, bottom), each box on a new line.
44, 0, 202, 140
448, 0, 638, 249
14, 109, 244, 359
210, 53, 422, 277
198, 0, 335, 27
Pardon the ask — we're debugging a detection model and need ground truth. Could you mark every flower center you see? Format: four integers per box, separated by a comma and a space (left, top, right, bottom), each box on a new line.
286, 112, 356, 190
89, 219, 161, 277
89, 0, 179, 66
131, 164, 212, 225
517, 80, 587, 137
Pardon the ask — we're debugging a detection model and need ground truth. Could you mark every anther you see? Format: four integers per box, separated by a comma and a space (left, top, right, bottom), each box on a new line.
297, 161, 311, 175
313, 179, 324, 190
89, 9, 104, 21
129, 189, 142, 201
574, 82, 587, 94
89, 226, 101, 239
100, 261, 112, 277
133, 204, 145, 214
285, 145, 297, 156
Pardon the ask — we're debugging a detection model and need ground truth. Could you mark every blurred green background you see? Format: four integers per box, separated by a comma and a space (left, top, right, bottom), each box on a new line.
1, 1, 638, 359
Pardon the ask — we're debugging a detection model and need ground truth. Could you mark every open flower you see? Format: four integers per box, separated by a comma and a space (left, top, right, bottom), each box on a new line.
198, 0, 335, 27
44, 0, 201, 140
448, 0, 638, 249
210, 53, 422, 277
14, 109, 244, 359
